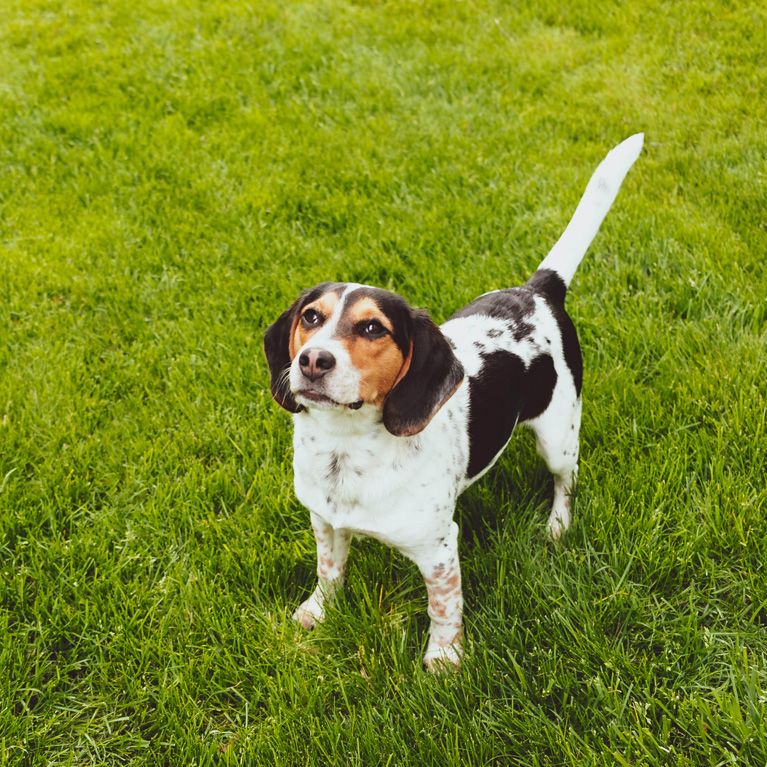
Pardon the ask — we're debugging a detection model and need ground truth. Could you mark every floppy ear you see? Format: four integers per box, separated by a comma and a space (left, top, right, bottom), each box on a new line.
263, 299, 304, 413
383, 310, 464, 436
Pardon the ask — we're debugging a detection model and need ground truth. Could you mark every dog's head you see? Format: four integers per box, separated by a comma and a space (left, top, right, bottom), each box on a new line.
264, 283, 464, 436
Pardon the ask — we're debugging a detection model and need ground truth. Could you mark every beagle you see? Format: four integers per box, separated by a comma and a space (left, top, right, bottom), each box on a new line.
264, 134, 643, 670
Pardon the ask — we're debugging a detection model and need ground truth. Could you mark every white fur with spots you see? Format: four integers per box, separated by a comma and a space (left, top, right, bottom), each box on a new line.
281, 135, 642, 670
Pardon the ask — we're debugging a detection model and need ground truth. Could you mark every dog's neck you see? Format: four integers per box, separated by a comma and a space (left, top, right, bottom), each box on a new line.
294, 403, 387, 439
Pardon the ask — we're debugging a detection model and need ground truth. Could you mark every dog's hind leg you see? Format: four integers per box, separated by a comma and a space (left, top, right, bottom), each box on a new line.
293, 515, 351, 629
529, 395, 582, 541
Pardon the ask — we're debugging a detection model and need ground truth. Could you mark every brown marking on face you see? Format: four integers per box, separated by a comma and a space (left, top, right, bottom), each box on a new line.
336, 296, 408, 406
289, 291, 341, 359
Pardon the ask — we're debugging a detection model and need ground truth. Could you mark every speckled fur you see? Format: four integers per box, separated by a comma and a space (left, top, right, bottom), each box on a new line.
265, 135, 643, 670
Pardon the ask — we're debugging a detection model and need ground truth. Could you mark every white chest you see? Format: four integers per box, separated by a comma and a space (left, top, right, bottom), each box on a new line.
291, 396, 469, 548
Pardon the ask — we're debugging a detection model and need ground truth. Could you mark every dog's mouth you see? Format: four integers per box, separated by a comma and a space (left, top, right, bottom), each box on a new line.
296, 389, 364, 410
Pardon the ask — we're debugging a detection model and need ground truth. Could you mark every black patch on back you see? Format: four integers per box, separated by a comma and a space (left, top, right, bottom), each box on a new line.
466, 350, 558, 479
512, 320, 535, 341
451, 286, 542, 344
453, 271, 582, 398
451, 287, 536, 324
525, 269, 567, 305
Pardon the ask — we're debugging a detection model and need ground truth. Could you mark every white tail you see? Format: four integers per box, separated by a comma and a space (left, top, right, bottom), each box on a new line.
537, 133, 644, 287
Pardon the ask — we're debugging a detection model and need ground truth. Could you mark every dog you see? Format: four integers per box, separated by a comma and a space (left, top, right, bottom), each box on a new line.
264, 134, 643, 670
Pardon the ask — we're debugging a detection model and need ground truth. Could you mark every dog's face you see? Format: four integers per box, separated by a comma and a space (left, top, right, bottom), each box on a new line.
264, 282, 464, 436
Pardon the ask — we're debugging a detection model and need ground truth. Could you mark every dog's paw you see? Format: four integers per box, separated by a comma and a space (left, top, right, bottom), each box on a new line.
547, 508, 570, 541
423, 643, 463, 673
293, 597, 324, 630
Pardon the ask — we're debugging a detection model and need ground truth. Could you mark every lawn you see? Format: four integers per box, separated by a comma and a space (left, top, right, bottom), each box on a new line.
1, 0, 766, 764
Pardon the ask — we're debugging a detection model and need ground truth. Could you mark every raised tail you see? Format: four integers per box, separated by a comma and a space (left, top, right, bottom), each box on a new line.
536, 133, 644, 288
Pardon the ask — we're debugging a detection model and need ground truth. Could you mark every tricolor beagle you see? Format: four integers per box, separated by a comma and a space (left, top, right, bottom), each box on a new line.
264, 134, 643, 670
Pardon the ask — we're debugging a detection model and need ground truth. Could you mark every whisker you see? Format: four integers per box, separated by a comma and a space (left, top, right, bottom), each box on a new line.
275, 366, 292, 397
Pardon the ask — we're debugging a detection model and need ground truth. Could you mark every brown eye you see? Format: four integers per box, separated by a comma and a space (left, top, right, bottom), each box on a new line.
359, 319, 386, 338
301, 309, 322, 328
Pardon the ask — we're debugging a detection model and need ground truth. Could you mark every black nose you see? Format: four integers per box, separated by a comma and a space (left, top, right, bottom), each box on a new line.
298, 348, 336, 382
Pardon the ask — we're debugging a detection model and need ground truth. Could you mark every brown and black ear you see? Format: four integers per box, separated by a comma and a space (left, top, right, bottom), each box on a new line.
383, 310, 464, 436
263, 297, 305, 413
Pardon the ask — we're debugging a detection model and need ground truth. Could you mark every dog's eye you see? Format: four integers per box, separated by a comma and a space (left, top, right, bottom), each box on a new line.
301, 309, 323, 328
359, 319, 387, 339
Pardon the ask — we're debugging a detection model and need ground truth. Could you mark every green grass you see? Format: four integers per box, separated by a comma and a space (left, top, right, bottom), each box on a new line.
1, 0, 766, 764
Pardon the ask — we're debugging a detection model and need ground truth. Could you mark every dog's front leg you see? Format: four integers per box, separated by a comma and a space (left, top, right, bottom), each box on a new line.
408, 522, 464, 671
293, 513, 351, 630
